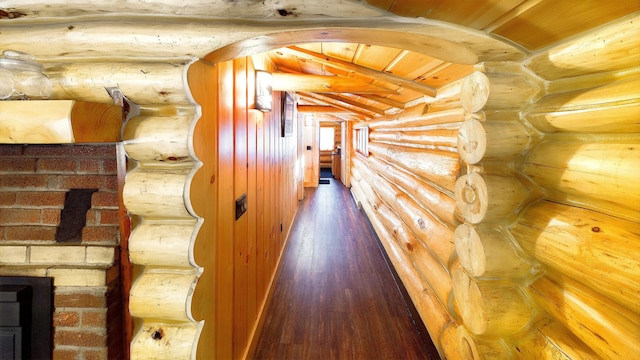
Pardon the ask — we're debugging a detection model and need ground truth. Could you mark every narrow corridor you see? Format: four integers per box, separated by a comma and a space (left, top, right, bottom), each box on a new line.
253, 178, 438, 359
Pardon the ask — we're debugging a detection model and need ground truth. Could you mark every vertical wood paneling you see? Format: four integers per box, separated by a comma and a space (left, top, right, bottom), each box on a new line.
217, 59, 235, 360
233, 57, 249, 356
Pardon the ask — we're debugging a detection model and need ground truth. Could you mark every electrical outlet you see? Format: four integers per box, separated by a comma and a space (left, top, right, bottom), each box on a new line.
235, 194, 247, 220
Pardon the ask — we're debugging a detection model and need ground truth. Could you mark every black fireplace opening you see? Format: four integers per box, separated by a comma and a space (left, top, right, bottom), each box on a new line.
0, 277, 52, 360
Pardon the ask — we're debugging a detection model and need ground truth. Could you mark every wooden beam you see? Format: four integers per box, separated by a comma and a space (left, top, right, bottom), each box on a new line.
297, 105, 349, 113
0, 100, 122, 144
280, 46, 437, 97
271, 73, 396, 94
299, 92, 376, 118
354, 93, 406, 109
320, 93, 387, 115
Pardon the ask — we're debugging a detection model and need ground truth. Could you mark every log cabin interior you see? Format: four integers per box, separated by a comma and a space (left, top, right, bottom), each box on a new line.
0, 1, 639, 359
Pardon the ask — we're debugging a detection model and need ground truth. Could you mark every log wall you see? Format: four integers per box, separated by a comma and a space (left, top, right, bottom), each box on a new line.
122, 56, 298, 359
350, 14, 640, 359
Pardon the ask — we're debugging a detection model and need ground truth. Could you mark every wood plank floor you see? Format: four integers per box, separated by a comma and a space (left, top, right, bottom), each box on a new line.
253, 178, 439, 359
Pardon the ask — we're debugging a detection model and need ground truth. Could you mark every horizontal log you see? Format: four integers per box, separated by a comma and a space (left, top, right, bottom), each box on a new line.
526, 75, 640, 133
362, 199, 452, 355
357, 160, 457, 265
452, 269, 534, 336
438, 324, 464, 360
368, 106, 465, 130
129, 221, 198, 267
455, 172, 530, 224
510, 200, 640, 313
367, 156, 457, 226
123, 115, 194, 163
527, 14, 640, 80
454, 224, 531, 279
513, 317, 599, 360
528, 272, 640, 360
47, 62, 190, 105
457, 118, 530, 164
272, 73, 396, 94
0, 100, 121, 143
374, 202, 418, 256
123, 169, 193, 219
456, 325, 511, 359
129, 270, 198, 321
523, 140, 640, 218
369, 127, 459, 150
461, 71, 540, 112
131, 321, 200, 360
368, 143, 460, 192
411, 238, 453, 308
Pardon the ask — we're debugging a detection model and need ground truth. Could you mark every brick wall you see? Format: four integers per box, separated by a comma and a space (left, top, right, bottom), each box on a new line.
0, 144, 123, 360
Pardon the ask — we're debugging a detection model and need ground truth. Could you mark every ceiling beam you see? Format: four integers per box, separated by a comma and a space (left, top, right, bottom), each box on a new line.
319, 93, 386, 115
298, 92, 373, 119
272, 73, 397, 94
353, 93, 406, 110
280, 46, 437, 97
297, 105, 350, 113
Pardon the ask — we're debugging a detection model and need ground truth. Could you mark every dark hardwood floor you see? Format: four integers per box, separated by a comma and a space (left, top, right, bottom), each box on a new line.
253, 178, 438, 359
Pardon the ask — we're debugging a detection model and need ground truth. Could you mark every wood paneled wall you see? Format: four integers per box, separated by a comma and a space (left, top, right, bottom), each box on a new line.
188, 57, 300, 359
124, 56, 299, 359
350, 14, 640, 360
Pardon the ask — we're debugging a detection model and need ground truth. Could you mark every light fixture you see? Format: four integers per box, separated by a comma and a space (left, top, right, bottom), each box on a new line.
0, 50, 52, 100
255, 70, 272, 112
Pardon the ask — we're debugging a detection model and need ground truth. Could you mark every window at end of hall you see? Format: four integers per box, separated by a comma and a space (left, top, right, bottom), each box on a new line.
320, 127, 335, 151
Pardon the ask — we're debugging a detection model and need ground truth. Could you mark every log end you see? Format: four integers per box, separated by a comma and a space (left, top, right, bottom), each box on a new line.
454, 223, 486, 276
454, 173, 487, 224
461, 72, 489, 114
452, 269, 488, 334
458, 118, 487, 164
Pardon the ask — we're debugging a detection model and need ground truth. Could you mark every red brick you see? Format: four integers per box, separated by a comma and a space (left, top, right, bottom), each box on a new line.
0, 174, 49, 189
0, 193, 16, 205
0, 159, 36, 172
82, 309, 107, 327
98, 209, 120, 225
104, 176, 118, 191
53, 310, 80, 327
42, 209, 62, 225
85, 209, 99, 226
58, 175, 104, 189
84, 348, 108, 360
101, 159, 118, 175
37, 158, 77, 173
0, 145, 24, 156
16, 191, 66, 206
0, 208, 42, 225
5, 225, 57, 241
55, 292, 106, 308
81, 226, 119, 244
91, 192, 118, 207
72, 145, 115, 158
23, 145, 75, 157
78, 159, 100, 174
55, 329, 107, 347
52, 349, 80, 360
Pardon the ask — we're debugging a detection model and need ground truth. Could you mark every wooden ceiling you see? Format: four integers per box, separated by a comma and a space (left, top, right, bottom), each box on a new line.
263, 1, 639, 122
266, 43, 474, 122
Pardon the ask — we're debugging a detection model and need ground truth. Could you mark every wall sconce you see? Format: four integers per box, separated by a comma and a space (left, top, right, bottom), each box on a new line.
0, 50, 52, 100
255, 70, 272, 112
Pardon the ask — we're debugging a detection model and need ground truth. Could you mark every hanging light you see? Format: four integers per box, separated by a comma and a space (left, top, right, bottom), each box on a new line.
0, 50, 52, 100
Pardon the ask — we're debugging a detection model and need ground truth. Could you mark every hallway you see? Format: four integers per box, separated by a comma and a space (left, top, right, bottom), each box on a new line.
253, 179, 438, 359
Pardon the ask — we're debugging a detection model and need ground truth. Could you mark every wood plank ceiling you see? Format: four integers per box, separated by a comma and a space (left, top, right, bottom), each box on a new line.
266, 43, 474, 122
265, 0, 639, 122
